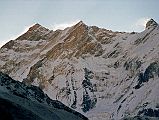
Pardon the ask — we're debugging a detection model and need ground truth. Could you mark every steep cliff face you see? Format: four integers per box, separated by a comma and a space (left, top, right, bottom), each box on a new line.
0, 19, 159, 120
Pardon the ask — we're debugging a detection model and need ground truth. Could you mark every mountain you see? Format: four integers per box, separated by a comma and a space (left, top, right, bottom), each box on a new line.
0, 19, 159, 120
0, 72, 88, 120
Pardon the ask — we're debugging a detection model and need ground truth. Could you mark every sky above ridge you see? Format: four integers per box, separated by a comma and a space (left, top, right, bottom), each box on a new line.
0, 0, 159, 47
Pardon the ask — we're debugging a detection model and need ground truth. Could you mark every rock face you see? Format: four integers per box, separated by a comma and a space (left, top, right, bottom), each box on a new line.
0, 19, 159, 120
0, 72, 88, 120
146, 19, 158, 29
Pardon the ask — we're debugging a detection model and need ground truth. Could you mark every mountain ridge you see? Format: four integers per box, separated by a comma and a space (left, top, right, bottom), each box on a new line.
0, 19, 159, 120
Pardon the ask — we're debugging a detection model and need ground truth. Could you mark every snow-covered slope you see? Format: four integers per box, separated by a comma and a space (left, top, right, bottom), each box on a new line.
0, 72, 88, 120
0, 19, 159, 120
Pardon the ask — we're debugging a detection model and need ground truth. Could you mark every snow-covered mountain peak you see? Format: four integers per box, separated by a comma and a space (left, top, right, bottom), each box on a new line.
70, 20, 88, 32
16, 23, 51, 41
1, 21, 159, 120
75, 20, 86, 26
145, 18, 158, 29
28, 23, 44, 31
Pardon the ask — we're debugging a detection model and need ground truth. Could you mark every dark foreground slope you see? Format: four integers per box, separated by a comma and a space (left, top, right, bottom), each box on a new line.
0, 72, 88, 120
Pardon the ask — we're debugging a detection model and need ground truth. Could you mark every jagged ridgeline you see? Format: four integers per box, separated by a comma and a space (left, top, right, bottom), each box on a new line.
0, 19, 159, 120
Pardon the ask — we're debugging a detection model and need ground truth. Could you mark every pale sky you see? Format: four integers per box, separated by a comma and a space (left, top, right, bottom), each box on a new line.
0, 0, 159, 47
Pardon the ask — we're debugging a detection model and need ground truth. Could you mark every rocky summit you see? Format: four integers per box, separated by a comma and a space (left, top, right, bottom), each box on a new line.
0, 19, 159, 120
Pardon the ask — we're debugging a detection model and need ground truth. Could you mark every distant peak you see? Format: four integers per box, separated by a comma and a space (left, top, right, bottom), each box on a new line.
145, 19, 158, 29
16, 23, 50, 40
28, 23, 42, 31
27, 23, 50, 32
70, 20, 88, 32
78, 20, 85, 24
74, 20, 87, 27
34, 23, 41, 26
